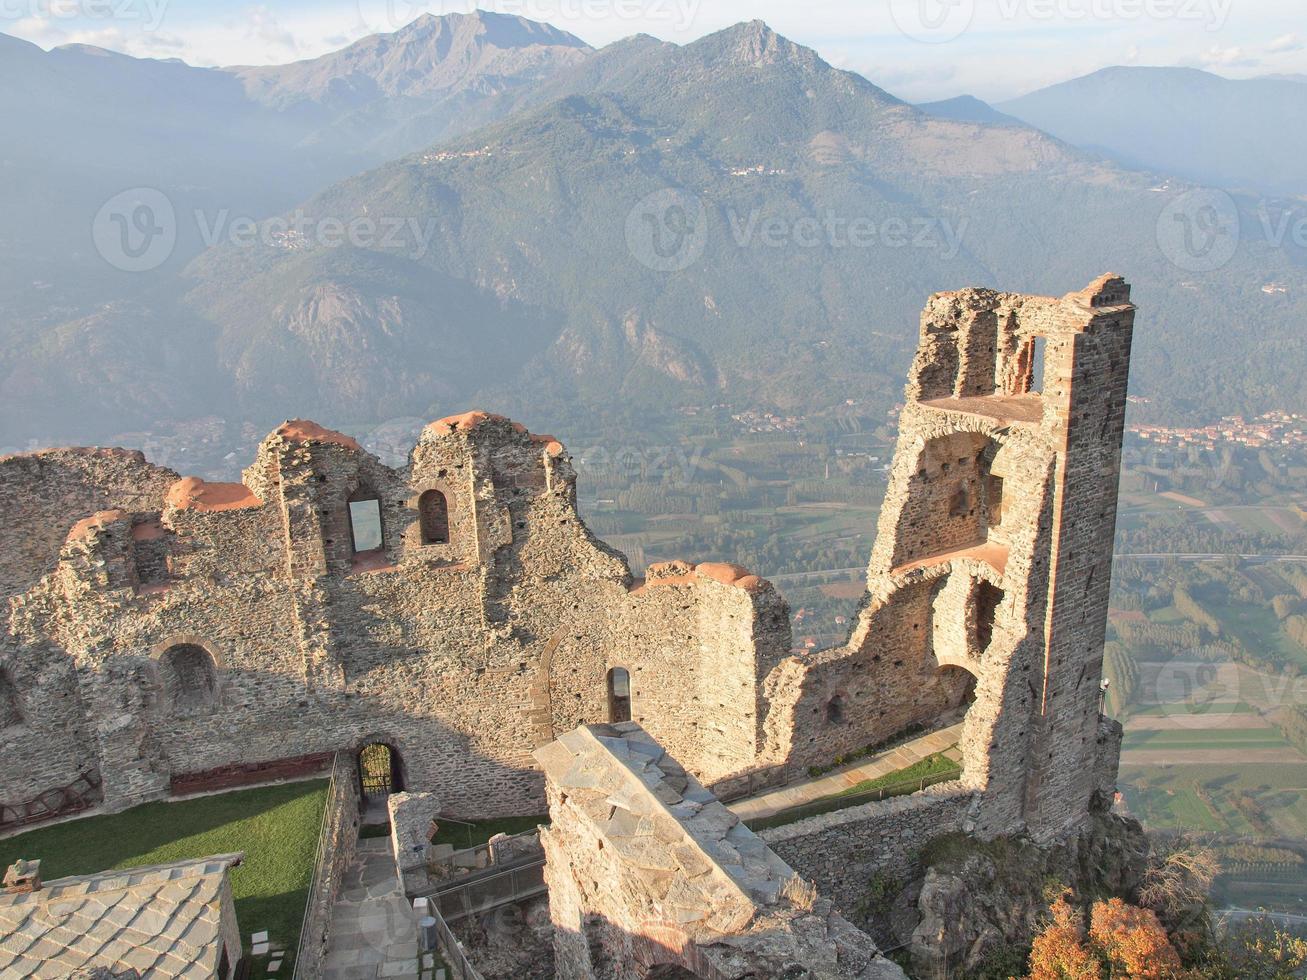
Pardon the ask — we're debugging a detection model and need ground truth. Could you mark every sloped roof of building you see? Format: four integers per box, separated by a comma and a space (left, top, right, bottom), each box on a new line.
0, 853, 242, 979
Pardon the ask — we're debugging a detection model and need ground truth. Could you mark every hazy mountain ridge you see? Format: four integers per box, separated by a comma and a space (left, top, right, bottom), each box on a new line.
172, 22, 1307, 436
2, 18, 1305, 447
1000, 66, 1307, 196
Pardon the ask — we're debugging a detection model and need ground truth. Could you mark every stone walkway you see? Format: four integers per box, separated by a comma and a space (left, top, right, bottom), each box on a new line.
728, 722, 964, 822
323, 837, 430, 980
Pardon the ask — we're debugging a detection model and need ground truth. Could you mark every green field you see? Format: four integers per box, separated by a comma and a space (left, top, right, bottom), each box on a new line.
1123, 728, 1294, 752
0, 780, 327, 971
1120, 763, 1307, 837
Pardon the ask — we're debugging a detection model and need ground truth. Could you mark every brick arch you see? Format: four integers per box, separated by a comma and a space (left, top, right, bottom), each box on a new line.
353, 732, 410, 793
150, 638, 222, 715
149, 634, 226, 669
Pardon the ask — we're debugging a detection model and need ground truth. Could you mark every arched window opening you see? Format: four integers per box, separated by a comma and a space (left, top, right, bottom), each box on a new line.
607, 668, 632, 724
348, 492, 383, 554
0, 670, 23, 729
825, 694, 845, 725
160, 644, 217, 715
974, 581, 1005, 653
418, 489, 450, 545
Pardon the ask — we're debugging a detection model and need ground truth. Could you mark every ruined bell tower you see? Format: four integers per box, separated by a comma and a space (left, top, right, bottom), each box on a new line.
870, 272, 1135, 839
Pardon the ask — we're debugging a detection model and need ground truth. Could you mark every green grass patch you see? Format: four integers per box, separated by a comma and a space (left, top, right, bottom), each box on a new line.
748, 753, 961, 832
0, 780, 327, 970
1123, 728, 1290, 751
1128, 701, 1256, 717
430, 815, 546, 850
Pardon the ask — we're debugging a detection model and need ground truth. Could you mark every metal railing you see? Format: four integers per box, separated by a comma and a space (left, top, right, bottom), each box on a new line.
291, 753, 345, 980
419, 856, 548, 922
745, 766, 963, 832
429, 904, 485, 980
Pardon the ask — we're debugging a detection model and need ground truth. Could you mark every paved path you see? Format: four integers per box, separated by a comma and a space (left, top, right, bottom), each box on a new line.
323, 837, 434, 980
729, 722, 964, 822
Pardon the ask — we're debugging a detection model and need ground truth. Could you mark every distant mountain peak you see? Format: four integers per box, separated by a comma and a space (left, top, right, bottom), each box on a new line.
394, 9, 589, 50
703, 20, 824, 70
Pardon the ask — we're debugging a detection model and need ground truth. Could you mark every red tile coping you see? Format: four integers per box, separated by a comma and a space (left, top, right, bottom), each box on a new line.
166, 477, 263, 513
65, 509, 130, 542
633, 560, 766, 593
275, 419, 362, 451
426, 411, 529, 437
892, 541, 1008, 578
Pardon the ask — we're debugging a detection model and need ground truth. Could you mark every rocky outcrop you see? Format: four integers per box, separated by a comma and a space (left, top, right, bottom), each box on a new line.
905, 813, 1149, 977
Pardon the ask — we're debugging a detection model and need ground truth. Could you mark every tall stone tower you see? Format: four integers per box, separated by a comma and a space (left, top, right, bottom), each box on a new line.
866, 273, 1135, 839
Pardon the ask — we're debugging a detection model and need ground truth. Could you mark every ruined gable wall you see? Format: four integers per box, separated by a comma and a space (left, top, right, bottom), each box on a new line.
0, 414, 793, 818
543, 562, 792, 791
0, 449, 178, 601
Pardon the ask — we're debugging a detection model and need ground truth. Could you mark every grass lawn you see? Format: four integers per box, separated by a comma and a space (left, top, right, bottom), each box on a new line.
747, 752, 961, 832
0, 780, 327, 971
430, 814, 547, 850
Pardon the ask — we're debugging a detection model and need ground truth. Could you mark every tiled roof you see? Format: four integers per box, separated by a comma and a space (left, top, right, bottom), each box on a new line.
0, 854, 242, 979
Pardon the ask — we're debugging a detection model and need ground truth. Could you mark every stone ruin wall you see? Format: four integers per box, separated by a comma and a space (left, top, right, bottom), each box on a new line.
534, 723, 904, 980
0, 414, 788, 820
0, 275, 1134, 868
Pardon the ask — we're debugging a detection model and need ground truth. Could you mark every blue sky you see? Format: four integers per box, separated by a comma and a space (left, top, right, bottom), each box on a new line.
5, 0, 1306, 101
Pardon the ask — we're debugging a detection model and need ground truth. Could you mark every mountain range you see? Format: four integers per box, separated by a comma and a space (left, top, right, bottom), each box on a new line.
2, 14, 1305, 448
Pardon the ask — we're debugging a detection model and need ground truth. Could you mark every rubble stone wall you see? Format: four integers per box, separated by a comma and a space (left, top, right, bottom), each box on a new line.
0, 277, 1134, 864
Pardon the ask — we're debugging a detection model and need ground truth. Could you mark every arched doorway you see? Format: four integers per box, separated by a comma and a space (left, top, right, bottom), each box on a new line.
608, 668, 632, 723
358, 742, 402, 824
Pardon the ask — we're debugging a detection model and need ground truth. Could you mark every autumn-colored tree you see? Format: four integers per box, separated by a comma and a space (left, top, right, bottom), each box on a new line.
1216, 917, 1307, 980
1027, 894, 1101, 980
1090, 898, 1187, 979
1026, 894, 1192, 980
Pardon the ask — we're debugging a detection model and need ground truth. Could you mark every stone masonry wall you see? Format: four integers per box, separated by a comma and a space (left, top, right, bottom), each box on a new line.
0, 276, 1134, 875
535, 723, 905, 980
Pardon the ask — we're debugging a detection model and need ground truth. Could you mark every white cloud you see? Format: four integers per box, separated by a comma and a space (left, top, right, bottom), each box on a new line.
1267, 33, 1303, 54
1188, 44, 1262, 69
